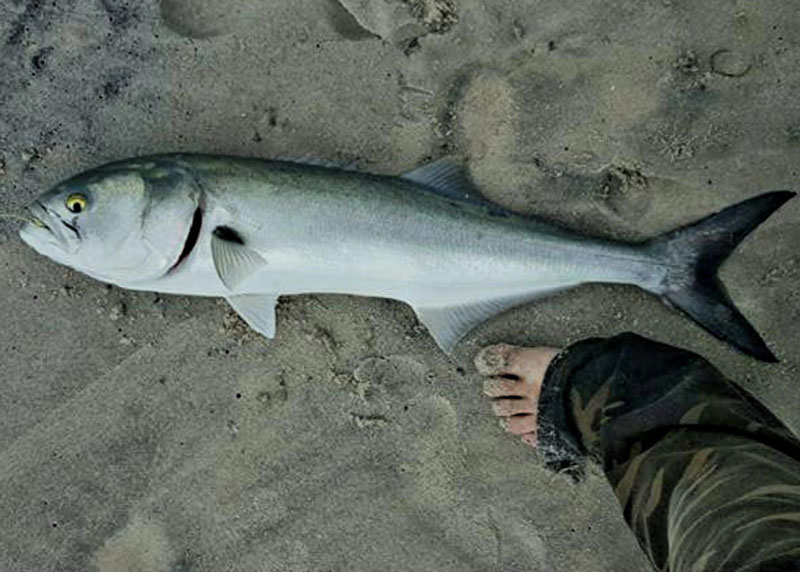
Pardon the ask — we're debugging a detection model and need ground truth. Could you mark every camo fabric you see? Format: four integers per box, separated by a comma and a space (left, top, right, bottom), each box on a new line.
540, 333, 800, 571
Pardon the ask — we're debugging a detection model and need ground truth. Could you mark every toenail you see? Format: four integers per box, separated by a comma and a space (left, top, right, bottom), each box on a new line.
498, 418, 509, 431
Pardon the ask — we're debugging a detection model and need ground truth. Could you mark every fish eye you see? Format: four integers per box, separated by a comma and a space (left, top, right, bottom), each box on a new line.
65, 193, 87, 214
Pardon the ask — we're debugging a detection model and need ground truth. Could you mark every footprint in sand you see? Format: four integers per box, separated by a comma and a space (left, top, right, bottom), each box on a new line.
392, 395, 551, 569
352, 354, 429, 402
160, 0, 386, 40
455, 60, 653, 229
159, 0, 249, 38
336, 0, 457, 45
95, 515, 173, 572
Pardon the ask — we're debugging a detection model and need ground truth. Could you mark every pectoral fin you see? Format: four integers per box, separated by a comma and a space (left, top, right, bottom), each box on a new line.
211, 226, 267, 290
227, 294, 278, 338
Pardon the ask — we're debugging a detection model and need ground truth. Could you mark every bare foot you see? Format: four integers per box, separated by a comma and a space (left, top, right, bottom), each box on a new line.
474, 344, 561, 447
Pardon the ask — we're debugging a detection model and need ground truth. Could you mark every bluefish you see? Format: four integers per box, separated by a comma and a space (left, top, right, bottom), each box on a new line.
19, 154, 794, 360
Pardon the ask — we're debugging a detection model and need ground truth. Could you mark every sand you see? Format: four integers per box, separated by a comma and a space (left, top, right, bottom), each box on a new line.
1, 0, 798, 570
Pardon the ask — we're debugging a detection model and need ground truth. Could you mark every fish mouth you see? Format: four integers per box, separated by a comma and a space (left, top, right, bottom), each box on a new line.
167, 206, 203, 273
27, 201, 53, 231
19, 202, 74, 253
30, 214, 50, 230
37, 200, 81, 237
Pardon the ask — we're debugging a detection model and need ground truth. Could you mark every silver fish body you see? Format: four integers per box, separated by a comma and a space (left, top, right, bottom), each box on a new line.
20, 154, 794, 360
164, 158, 653, 296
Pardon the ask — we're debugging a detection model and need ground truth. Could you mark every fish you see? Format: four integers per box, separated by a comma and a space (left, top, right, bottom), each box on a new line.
19, 154, 794, 361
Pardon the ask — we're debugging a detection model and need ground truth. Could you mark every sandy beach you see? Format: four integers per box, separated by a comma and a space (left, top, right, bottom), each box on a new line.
1, 1, 798, 570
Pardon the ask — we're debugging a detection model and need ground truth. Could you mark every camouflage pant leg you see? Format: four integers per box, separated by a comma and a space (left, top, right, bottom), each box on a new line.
609, 429, 800, 571
537, 334, 800, 572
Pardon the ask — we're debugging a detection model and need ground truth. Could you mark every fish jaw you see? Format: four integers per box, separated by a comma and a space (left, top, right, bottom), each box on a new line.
19, 202, 77, 265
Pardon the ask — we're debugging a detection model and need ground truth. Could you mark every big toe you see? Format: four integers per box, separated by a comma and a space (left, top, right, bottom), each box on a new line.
474, 343, 515, 376
475, 344, 561, 384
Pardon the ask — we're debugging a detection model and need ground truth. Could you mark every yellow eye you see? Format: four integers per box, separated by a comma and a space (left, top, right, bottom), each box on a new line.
65, 194, 87, 214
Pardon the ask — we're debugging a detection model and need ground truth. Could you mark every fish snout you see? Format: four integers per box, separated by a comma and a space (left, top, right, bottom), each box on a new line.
26, 202, 51, 231
19, 200, 71, 253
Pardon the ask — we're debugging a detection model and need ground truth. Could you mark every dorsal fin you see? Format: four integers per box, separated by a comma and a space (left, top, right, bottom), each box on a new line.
402, 159, 480, 200
401, 159, 512, 216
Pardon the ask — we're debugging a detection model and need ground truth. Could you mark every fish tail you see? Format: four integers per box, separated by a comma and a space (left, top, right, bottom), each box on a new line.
644, 190, 795, 362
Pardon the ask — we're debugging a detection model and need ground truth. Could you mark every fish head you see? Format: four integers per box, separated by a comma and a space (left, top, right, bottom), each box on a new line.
20, 159, 202, 286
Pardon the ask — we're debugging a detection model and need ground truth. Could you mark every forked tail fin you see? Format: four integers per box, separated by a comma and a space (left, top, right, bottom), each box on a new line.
645, 191, 795, 362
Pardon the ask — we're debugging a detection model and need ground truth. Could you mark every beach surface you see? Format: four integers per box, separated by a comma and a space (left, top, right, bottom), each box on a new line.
1, 1, 798, 570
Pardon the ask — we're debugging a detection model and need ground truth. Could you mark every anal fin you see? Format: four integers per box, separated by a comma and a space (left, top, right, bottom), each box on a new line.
414, 291, 563, 354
